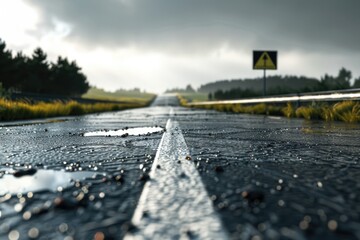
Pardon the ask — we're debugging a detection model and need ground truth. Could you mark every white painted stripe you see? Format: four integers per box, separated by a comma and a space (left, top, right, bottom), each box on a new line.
84, 127, 163, 137
124, 119, 228, 240
188, 92, 360, 106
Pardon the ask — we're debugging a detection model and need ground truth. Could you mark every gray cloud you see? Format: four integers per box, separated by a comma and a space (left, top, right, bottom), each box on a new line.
28, 0, 360, 54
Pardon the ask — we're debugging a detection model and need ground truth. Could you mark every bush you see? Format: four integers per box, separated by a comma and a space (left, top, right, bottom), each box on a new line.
191, 100, 360, 123
333, 101, 360, 123
282, 103, 295, 118
295, 106, 322, 120
0, 99, 139, 121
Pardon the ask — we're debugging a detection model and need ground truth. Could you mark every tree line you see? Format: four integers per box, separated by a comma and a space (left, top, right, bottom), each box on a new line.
0, 39, 89, 97
206, 68, 360, 100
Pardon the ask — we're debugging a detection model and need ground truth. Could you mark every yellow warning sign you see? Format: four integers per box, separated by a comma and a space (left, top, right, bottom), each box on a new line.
253, 51, 277, 70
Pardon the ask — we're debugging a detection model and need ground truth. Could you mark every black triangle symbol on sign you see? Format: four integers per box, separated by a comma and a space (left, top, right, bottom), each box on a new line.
254, 52, 276, 69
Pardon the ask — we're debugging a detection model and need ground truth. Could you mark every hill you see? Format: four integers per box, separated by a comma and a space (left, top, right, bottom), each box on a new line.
198, 75, 320, 94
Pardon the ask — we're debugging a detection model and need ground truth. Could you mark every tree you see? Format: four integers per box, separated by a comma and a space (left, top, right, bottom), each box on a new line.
185, 84, 195, 92
0, 82, 9, 98
12, 52, 29, 91
336, 67, 352, 89
22, 48, 51, 93
214, 88, 259, 100
318, 68, 352, 91
50, 57, 89, 96
354, 77, 360, 88
0, 39, 15, 89
0, 39, 90, 96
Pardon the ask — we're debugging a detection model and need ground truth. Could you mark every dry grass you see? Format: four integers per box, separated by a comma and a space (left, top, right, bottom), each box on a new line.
189, 100, 360, 123
332, 101, 360, 123
0, 99, 147, 121
178, 95, 189, 107
295, 106, 322, 120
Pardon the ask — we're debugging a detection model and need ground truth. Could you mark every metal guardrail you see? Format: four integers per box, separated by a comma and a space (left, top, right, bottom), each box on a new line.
188, 88, 360, 106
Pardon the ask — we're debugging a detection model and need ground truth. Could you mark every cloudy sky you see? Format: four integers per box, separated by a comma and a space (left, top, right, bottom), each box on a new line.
1, 0, 359, 93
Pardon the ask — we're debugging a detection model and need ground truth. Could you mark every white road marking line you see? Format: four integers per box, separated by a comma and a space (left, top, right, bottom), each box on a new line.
84, 127, 164, 137
124, 119, 228, 240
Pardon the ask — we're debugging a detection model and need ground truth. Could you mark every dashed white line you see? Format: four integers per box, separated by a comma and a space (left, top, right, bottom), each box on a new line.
124, 119, 228, 240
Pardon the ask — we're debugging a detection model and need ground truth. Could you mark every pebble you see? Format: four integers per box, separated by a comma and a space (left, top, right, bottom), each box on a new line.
242, 190, 265, 205
113, 174, 124, 183
139, 173, 150, 182
54, 196, 87, 209
122, 222, 138, 233
13, 168, 37, 177
214, 166, 224, 173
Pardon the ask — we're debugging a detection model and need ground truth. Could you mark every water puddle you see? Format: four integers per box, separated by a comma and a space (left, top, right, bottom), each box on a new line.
84, 126, 164, 137
0, 168, 102, 195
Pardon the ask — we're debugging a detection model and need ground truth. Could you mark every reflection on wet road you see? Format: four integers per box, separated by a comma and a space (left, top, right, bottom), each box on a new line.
0, 94, 359, 239
0, 104, 170, 239
177, 109, 360, 240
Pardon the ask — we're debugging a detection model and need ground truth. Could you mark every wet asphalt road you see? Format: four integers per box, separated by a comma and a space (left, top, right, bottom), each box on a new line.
1, 94, 360, 240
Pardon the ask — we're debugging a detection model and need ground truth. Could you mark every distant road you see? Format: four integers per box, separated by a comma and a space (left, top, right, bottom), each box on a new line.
0, 94, 359, 239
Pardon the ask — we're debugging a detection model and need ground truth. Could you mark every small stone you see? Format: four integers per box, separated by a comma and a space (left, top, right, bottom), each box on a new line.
122, 222, 138, 233
139, 173, 150, 182
142, 211, 150, 218
8, 230, 20, 240
31, 203, 51, 216
13, 168, 37, 178
180, 172, 187, 178
113, 174, 124, 183
242, 190, 265, 205
328, 220, 338, 231
185, 230, 196, 238
299, 220, 309, 230
121, 133, 129, 138
54, 197, 83, 209
59, 223, 69, 233
214, 166, 224, 173
28, 228, 39, 239
94, 232, 105, 240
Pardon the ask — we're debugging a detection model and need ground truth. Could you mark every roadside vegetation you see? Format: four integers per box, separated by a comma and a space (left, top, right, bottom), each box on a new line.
0, 98, 149, 121
179, 96, 360, 123
0, 39, 156, 121
82, 87, 155, 105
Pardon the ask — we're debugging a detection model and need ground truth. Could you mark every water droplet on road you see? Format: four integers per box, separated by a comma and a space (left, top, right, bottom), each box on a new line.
328, 220, 338, 231
28, 227, 39, 239
8, 230, 20, 240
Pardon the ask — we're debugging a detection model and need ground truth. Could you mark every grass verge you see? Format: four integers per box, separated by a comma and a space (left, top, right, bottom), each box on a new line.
82, 87, 156, 104
181, 98, 360, 123
0, 99, 150, 121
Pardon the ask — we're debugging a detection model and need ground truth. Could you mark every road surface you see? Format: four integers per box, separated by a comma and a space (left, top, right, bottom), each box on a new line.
0, 94, 359, 240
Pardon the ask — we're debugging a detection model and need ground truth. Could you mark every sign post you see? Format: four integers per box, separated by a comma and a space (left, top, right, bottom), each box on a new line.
253, 51, 277, 96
